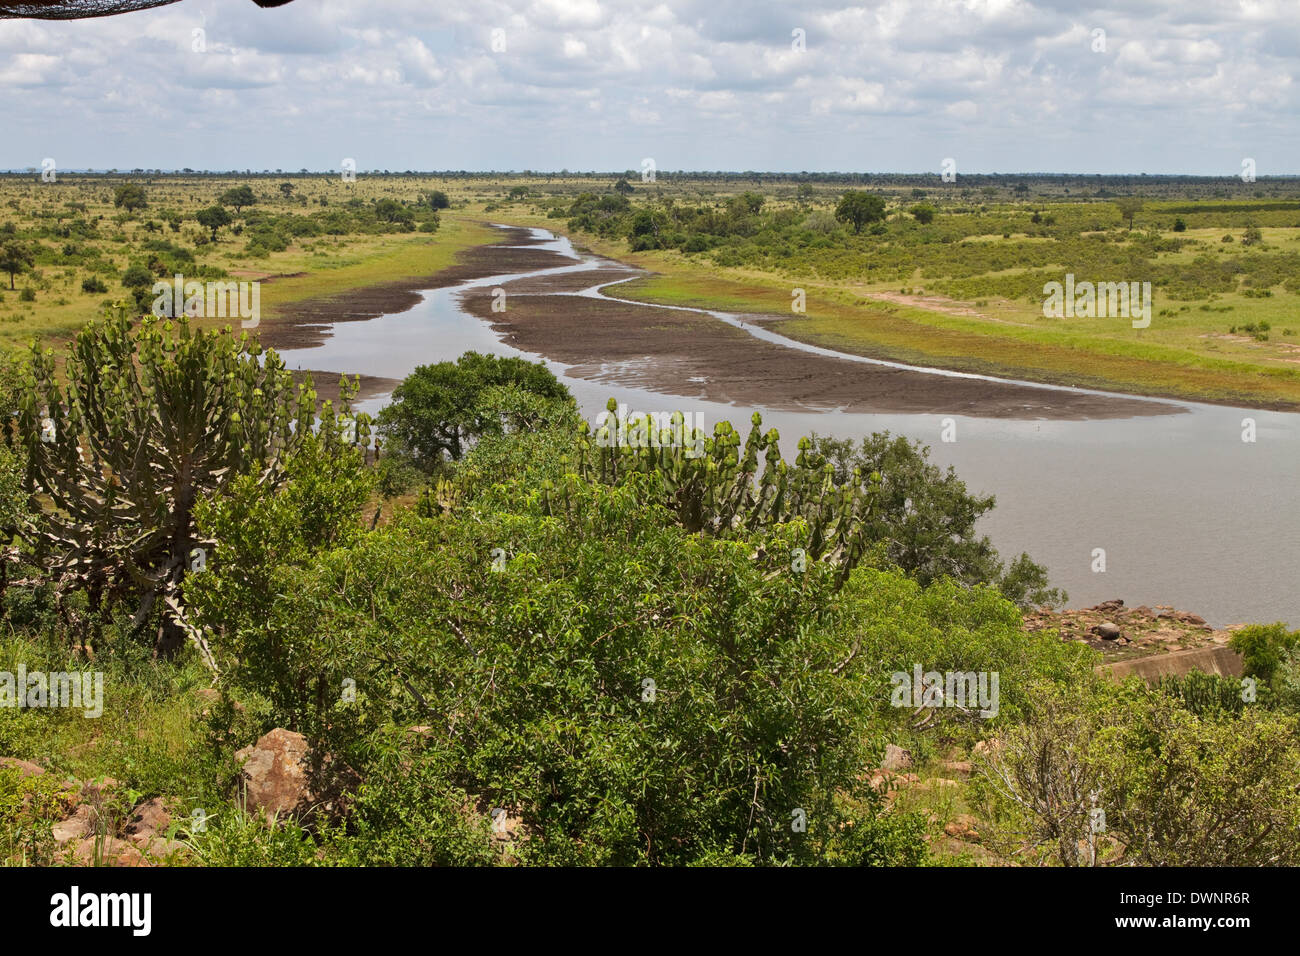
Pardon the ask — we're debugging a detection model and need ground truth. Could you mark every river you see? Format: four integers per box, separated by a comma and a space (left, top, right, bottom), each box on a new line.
273, 226, 1300, 628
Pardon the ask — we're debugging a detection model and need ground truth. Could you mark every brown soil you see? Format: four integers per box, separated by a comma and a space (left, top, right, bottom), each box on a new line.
260, 224, 1183, 420
463, 273, 1182, 420
256, 225, 570, 351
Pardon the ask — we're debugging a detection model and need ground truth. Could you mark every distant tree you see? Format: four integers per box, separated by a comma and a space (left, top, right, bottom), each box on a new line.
278, 182, 294, 200
0, 240, 34, 290
113, 183, 148, 213
909, 203, 937, 225
1172, 218, 1187, 232
196, 205, 233, 242
797, 183, 815, 200
613, 178, 634, 196
835, 191, 887, 234
219, 185, 256, 214
374, 198, 414, 225
508, 186, 530, 200
425, 190, 450, 209
1113, 197, 1143, 230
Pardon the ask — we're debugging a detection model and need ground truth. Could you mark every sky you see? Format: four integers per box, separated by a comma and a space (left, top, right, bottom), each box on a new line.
1, 0, 1297, 174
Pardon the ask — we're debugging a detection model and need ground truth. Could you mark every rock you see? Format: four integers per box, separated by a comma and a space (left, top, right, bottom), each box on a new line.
125, 797, 170, 843
881, 743, 912, 772
79, 777, 120, 803
940, 760, 973, 777
1175, 612, 1207, 626
0, 757, 45, 777
72, 836, 145, 867
235, 728, 313, 822
52, 805, 99, 844
944, 814, 981, 843
1092, 622, 1122, 641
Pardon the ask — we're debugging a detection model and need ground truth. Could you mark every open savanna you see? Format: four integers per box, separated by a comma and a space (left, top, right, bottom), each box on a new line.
470, 177, 1300, 409
0, 173, 504, 354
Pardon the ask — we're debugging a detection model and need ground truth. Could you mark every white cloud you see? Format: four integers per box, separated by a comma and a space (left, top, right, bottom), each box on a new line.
0, 0, 1295, 172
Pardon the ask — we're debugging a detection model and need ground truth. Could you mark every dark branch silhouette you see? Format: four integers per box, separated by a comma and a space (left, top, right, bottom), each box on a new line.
0, 0, 291, 18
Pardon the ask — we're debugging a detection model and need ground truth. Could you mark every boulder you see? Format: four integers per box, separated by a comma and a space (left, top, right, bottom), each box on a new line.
1092, 622, 1122, 641
52, 805, 98, 844
944, 814, 981, 843
0, 757, 45, 777
235, 728, 313, 822
72, 836, 144, 867
881, 743, 912, 772
125, 797, 170, 843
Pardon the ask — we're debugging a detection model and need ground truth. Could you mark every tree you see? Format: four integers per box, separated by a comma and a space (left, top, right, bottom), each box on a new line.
1113, 196, 1143, 230
1230, 622, 1298, 687
17, 306, 366, 661
219, 185, 256, 214
373, 198, 414, 225
835, 191, 887, 234
377, 351, 573, 468
559, 404, 884, 587
809, 432, 1064, 606
613, 178, 634, 195
0, 240, 34, 290
425, 190, 450, 209
195, 205, 232, 242
278, 182, 295, 200
909, 203, 937, 225
112, 183, 148, 213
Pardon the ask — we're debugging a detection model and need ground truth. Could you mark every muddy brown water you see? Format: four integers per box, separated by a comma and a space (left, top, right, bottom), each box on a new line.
270, 226, 1300, 628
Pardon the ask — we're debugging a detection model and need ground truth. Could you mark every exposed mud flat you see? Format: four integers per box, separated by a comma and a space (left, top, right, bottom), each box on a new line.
257, 226, 571, 352
462, 270, 1181, 421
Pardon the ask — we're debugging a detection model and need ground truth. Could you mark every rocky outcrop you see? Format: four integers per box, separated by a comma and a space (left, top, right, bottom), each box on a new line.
235, 728, 314, 822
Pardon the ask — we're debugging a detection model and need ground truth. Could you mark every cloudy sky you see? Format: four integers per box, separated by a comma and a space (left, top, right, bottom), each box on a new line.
1, 0, 1296, 174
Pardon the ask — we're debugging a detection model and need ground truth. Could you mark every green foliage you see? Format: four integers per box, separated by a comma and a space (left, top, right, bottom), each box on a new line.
810, 432, 1064, 607
571, 403, 879, 584
17, 307, 365, 660
187, 433, 376, 702
112, 183, 148, 213
203, 438, 975, 864
218, 186, 256, 214
1229, 621, 1299, 686
195, 205, 233, 242
1156, 671, 1245, 717
0, 764, 62, 865
835, 191, 887, 234
0, 240, 34, 291
974, 680, 1300, 866
376, 351, 574, 468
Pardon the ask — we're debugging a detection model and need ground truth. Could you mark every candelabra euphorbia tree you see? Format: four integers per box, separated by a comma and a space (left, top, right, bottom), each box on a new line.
17, 304, 366, 665
554, 399, 881, 586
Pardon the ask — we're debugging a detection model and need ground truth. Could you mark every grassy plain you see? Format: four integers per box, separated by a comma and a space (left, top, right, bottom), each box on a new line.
5, 172, 1300, 407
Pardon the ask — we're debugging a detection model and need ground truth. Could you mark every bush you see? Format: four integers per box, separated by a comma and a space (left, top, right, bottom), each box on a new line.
81, 276, 108, 294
